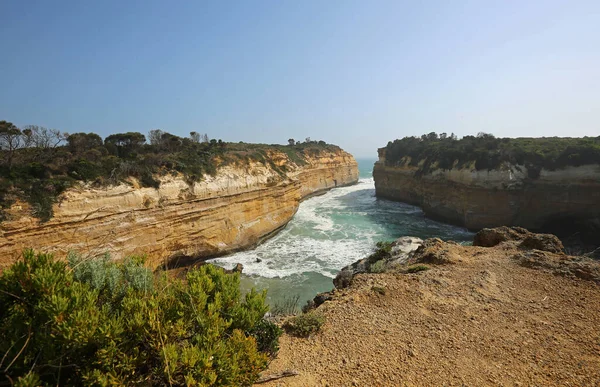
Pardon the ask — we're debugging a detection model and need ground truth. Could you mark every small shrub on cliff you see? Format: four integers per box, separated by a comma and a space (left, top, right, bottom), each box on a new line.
369, 259, 387, 273
406, 264, 430, 273
366, 241, 393, 272
283, 312, 325, 338
0, 250, 275, 386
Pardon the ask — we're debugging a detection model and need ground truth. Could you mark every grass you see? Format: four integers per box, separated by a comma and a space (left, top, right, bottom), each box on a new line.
270, 294, 300, 316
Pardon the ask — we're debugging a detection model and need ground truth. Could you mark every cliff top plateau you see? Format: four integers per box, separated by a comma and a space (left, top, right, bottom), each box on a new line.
259, 228, 600, 386
380, 132, 600, 173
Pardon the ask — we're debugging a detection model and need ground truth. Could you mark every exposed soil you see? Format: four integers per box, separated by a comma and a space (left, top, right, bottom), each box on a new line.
258, 242, 600, 386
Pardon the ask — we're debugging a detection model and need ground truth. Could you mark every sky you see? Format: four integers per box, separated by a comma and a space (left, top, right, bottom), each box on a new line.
1, 1, 598, 158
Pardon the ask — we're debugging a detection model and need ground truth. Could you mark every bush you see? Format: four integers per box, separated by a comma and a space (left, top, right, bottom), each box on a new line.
283, 312, 325, 338
383, 133, 600, 174
369, 260, 387, 273
247, 319, 282, 358
0, 251, 274, 386
366, 241, 393, 272
406, 264, 430, 273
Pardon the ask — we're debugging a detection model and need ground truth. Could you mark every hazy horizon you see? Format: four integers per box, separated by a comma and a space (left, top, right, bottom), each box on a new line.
1, 0, 598, 158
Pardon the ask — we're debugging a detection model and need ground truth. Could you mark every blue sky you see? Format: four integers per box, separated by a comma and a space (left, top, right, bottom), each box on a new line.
1, 0, 598, 158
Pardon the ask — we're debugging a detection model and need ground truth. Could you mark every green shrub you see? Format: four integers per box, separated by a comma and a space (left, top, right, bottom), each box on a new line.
369, 260, 387, 273
406, 264, 430, 273
366, 241, 393, 272
0, 250, 273, 386
283, 312, 325, 338
384, 133, 600, 173
247, 319, 282, 357
371, 286, 386, 295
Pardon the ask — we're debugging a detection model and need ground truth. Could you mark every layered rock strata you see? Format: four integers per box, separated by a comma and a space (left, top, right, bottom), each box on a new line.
0, 149, 358, 268
373, 151, 600, 243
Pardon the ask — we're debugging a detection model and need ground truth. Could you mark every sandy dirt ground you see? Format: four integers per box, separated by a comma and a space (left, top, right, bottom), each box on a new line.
257, 242, 600, 387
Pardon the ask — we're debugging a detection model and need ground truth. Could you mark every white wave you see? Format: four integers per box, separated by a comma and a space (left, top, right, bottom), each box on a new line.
209, 178, 377, 278
209, 176, 473, 280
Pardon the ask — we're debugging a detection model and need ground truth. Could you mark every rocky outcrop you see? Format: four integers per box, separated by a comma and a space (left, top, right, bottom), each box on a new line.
262, 228, 600, 387
333, 236, 423, 289
0, 148, 358, 269
473, 226, 565, 254
373, 154, 600, 248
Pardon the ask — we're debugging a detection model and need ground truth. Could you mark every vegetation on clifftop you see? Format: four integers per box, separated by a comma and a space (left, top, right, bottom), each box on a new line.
0, 250, 280, 386
383, 132, 600, 175
0, 120, 340, 221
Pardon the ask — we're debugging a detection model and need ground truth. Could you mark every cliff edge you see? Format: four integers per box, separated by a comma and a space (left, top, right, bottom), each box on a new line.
0, 147, 358, 269
260, 229, 600, 386
373, 135, 600, 251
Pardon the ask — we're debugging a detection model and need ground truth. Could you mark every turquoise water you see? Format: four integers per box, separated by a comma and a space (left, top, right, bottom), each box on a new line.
209, 159, 473, 308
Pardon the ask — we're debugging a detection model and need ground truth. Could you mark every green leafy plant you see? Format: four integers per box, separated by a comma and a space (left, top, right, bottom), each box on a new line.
369, 260, 387, 273
0, 250, 275, 386
283, 312, 325, 338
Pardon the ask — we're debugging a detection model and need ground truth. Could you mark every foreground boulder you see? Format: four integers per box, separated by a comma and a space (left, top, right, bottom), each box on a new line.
474, 226, 564, 254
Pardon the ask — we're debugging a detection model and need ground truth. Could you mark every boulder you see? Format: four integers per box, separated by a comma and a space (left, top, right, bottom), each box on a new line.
473, 227, 530, 247
473, 226, 564, 254
233, 263, 244, 273
519, 234, 564, 254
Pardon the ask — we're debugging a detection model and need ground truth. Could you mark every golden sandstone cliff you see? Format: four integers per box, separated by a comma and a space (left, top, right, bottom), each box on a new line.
373, 149, 600, 244
0, 148, 358, 269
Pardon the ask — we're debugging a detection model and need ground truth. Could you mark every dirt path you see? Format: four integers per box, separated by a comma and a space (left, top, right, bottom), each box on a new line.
258, 243, 600, 386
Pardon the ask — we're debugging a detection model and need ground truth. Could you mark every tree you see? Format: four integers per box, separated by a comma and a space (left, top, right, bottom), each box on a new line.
67, 133, 103, 153
305, 137, 311, 143
148, 129, 164, 146
105, 132, 146, 148
0, 120, 22, 170
288, 138, 295, 146
105, 132, 146, 157
190, 131, 201, 143
21, 125, 64, 149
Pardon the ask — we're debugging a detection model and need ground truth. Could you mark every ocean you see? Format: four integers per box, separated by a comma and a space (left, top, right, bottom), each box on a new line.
209, 158, 473, 309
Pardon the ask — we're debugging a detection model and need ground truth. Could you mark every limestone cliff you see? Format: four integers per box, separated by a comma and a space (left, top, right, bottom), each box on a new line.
373, 150, 600, 245
0, 149, 358, 268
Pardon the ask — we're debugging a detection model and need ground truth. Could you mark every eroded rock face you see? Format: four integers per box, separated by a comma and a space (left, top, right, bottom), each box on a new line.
373, 159, 600, 243
0, 149, 358, 269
